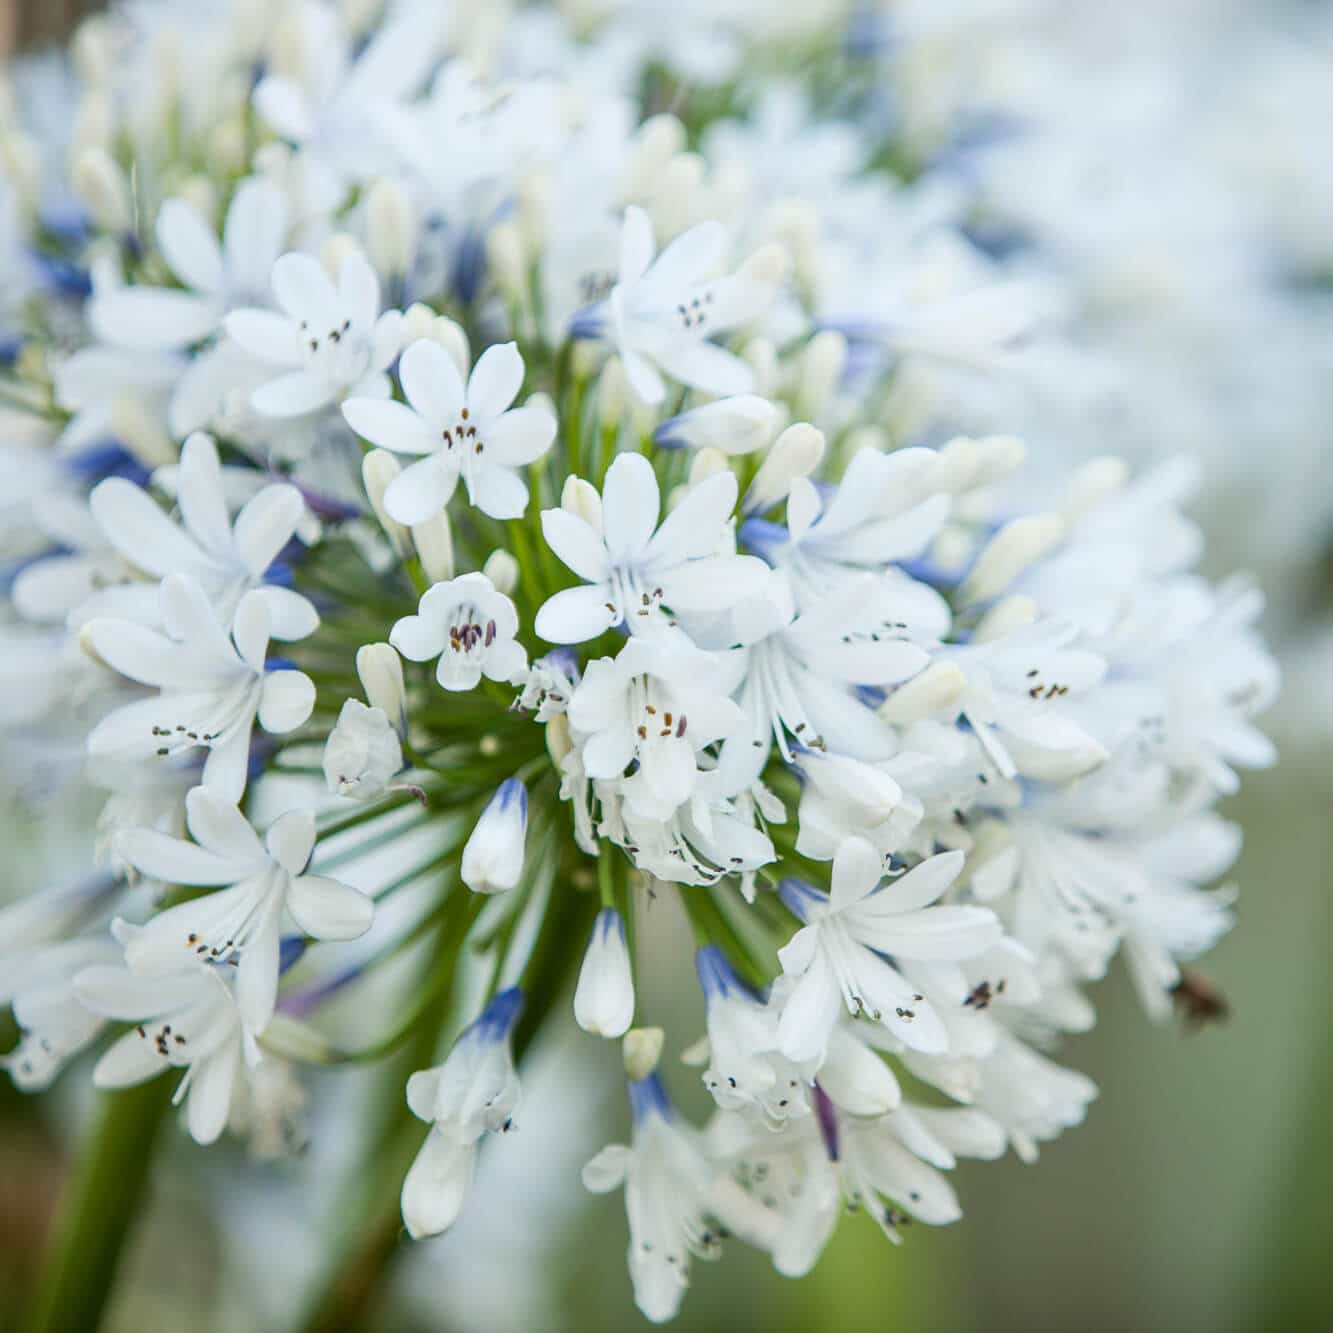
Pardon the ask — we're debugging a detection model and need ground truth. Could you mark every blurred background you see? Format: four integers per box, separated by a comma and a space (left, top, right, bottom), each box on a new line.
3, 2, 1333, 1331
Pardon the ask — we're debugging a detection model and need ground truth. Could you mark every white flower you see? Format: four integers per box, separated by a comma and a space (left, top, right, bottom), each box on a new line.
390, 572, 527, 691
1, 936, 121, 1090
343, 340, 556, 523
575, 207, 783, 405
113, 786, 373, 1029
401, 987, 523, 1240
536, 452, 769, 644
322, 698, 404, 799
791, 749, 921, 862
567, 637, 742, 823
460, 779, 528, 895
693, 946, 808, 1124
85, 432, 318, 637
930, 618, 1109, 781
74, 933, 257, 1146
574, 907, 635, 1038
775, 837, 1001, 1062
83, 574, 317, 800
225, 251, 403, 418
88, 180, 287, 351
583, 1074, 778, 1323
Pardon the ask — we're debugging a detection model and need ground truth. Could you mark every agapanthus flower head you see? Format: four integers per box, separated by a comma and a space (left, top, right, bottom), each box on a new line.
0, 2, 1281, 1326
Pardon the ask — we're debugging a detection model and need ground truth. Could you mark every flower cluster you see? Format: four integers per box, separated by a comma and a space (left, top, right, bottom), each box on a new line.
0, 1, 1277, 1324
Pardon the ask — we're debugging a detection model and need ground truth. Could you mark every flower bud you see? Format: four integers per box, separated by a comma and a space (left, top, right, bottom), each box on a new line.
742, 337, 780, 398
431, 316, 470, 379
546, 712, 572, 766
561, 475, 603, 533
72, 147, 131, 233
461, 779, 528, 895
366, 177, 418, 278
356, 643, 407, 736
624, 114, 685, 199
320, 233, 361, 281
1060, 455, 1128, 521
799, 330, 848, 417
688, 448, 730, 487
402, 302, 437, 344
411, 510, 455, 585
574, 907, 635, 1038
957, 513, 1066, 606
485, 220, 526, 301
175, 176, 219, 227
482, 549, 519, 596
878, 662, 966, 725
362, 450, 409, 554
654, 394, 780, 456
648, 153, 705, 241
622, 1026, 664, 1082
323, 699, 403, 799
598, 356, 628, 429
973, 594, 1037, 644
738, 241, 791, 294
742, 423, 825, 516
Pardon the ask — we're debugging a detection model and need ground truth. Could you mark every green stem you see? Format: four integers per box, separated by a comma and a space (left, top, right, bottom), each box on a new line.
27, 1075, 176, 1333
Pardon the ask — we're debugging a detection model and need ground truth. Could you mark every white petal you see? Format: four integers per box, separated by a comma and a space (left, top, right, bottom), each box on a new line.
157, 198, 225, 294
258, 669, 315, 733
252, 370, 335, 418
776, 948, 840, 1062
231, 590, 272, 672
255, 586, 319, 641
186, 785, 265, 863
92, 1029, 166, 1088
582, 1142, 632, 1193
401, 1128, 475, 1239
89, 288, 221, 350
177, 434, 232, 556
343, 397, 439, 454
399, 338, 464, 425
186, 1040, 241, 1144
384, 455, 458, 526
829, 836, 884, 913
390, 611, 446, 662
264, 809, 315, 874
484, 405, 555, 466
271, 252, 338, 326
233, 484, 304, 576
90, 477, 205, 578
466, 342, 524, 419
465, 465, 528, 521
223, 179, 289, 298
115, 829, 249, 886
534, 585, 618, 644
601, 454, 659, 563
287, 874, 374, 940
645, 469, 737, 565
539, 509, 610, 582
224, 309, 303, 367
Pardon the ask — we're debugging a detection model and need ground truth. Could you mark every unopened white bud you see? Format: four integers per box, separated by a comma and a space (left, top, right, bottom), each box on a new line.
73, 17, 117, 85
799, 329, 848, 416
957, 513, 1066, 606
72, 92, 114, 155
973, 595, 1038, 644
356, 643, 407, 736
570, 340, 603, 381
624, 115, 685, 199
648, 153, 705, 240
402, 302, 436, 344
654, 394, 780, 456
574, 908, 635, 1038
689, 448, 730, 487
431, 317, 470, 379
174, 177, 218, 227
411, 511, 455, 585
207, 120, 249, 178
879, 662, 967, 725
561, 476, 603, 533
516, 171, 551, 254
366, 177, 418, 278
971, 435, 1028, 487
742, 337, 780, 398
320, 233, 361, 281
598, 356, 628, 429
323, 699, 403, 800
461, 780, 528, 895
765, 197, 820, 286
361, 451, 409, 554
1060, 455, 1128, 521
482, 549, 519, 596
738, 241, 791, 293
623, 1026, 664, 1082
743, 423, 825, 516
72, 148, 132, 233
486, 221, 526, 300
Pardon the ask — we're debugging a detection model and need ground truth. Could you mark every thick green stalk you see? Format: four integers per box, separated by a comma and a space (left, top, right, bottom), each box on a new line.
27, 1075, 175, 1333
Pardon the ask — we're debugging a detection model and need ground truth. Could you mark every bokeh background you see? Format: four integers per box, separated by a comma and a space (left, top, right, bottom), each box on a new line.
3, 2, 1333, 1331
